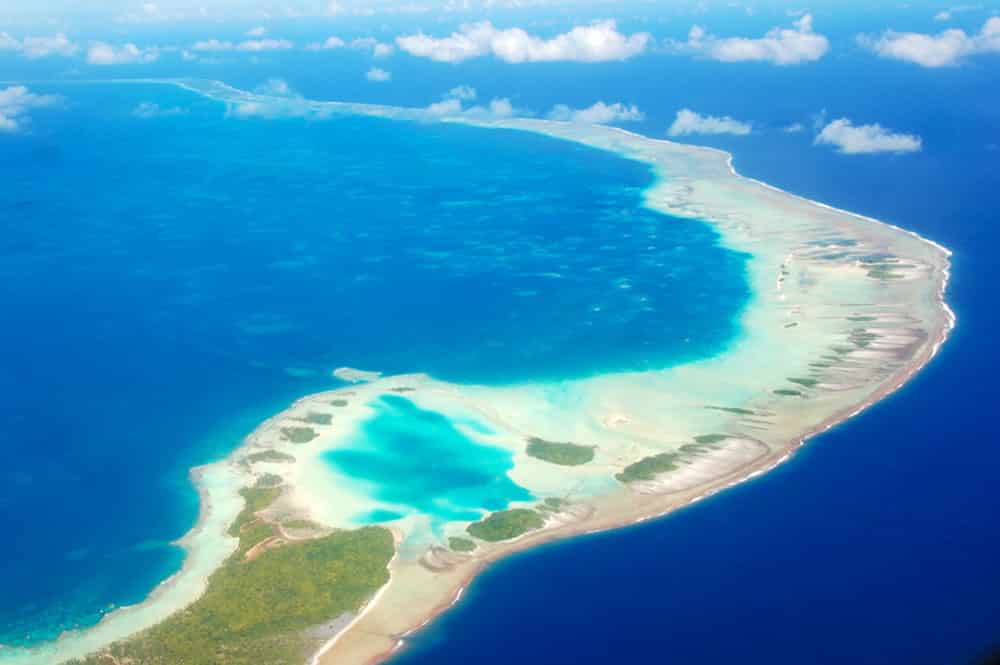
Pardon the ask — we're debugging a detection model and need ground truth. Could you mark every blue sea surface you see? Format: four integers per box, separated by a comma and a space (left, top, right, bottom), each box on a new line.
0, 82, 748, 648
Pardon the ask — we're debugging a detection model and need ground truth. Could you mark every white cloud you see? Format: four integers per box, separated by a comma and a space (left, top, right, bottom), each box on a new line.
226, 80, 318, 119
306, 36, 346, 51
859, 17, 1000, 67
366, 66, 392, 82
0, 85, 60, 133
246, 26, 268, 37
424, 91, 518, 120
934, 5, 981, 22
349, 37, 395, 57
397, 19, 650, 64
667, 109, 751, 137
239, 38, 294, 52
226, 100, 315, 120
547, 101, 644, 124
193, 38, 293, 52
486, 98, 514, 118
228, 102, 271, 118
678, 13, 829, 65
0, 32, 79, 59
87, 42, 159, 65
192, 39, 231, 51
784, 122, 805, 133
814, 118, 922, 154
255, 78, 295, 96
426, 97, 464, 116
132, 102, 187, 118
24, 33, 80, 59
446, 85, 477, 101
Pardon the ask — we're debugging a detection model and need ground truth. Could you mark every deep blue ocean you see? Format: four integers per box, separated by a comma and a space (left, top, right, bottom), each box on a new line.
1, 3, 998, 663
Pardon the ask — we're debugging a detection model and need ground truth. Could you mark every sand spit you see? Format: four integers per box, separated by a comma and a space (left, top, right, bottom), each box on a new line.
5, 79, 953, 665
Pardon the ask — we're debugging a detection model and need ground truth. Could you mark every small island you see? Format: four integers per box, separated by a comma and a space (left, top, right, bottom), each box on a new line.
525, 437, 596, 466
280, 426, 319, 444
466, 509, 545, 542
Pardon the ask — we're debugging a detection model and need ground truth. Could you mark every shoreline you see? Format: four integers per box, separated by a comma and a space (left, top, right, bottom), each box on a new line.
364, 288, 953, 665
3, 79, 955, 665
0, 463, 244, 665
308, 547, 401, 665
315, 116, 954, 665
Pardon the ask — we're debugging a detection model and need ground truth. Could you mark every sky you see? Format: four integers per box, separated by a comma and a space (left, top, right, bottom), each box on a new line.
0, 0, 998, 155
2, 0, 996, 71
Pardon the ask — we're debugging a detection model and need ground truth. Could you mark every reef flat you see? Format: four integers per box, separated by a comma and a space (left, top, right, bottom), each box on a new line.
12, 80, 952, 665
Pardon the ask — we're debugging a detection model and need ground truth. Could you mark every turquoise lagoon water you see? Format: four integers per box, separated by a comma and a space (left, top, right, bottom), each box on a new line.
0, 81, 749, 650
326, 395, 532, 525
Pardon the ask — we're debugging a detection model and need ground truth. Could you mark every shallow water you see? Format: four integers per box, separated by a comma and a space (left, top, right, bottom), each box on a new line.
325, 395, 532, 524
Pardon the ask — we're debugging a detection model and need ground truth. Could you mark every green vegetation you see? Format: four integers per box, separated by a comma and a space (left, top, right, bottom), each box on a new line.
537, 497, 566, 513
807, 238, 857, 248
330, 399, 349, 407
847, 315, 877, 322
244, 450, 296, 464
525, 437, 595, 466
282, 519, 322, 531
859, 253, 896, 264
784, 322, 798, 328
774, 389, 802, 396
850, 330, 879, 348
448, 537, 477, 552
69, 527, 394, 665
466, 509, 544, 542
615, 452, 680, 483
618, 434, 736, 484
817, 251, 854, 261
303, 412, 332, 425
706, 406, 755, 416
228, 487, 282, 537
233, 521, 277, 560
389, 387, 415, 393
255, 473, 284, 488
861, 257, 910, 280
280, 426, 318, 444
787, 377, 819, 388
